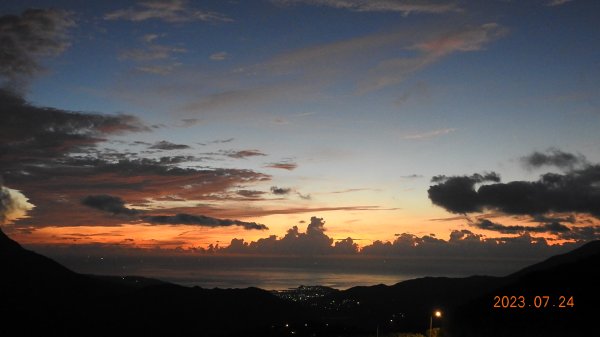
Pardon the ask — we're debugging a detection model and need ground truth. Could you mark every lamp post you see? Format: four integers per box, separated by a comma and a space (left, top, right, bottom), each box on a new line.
429, 310, 442, 337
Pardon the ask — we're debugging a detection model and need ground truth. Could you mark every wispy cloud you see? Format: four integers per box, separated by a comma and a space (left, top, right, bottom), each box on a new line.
119, 45, 186, 61
136, 63, 182, 75
210, 51, 229, 61
105, 0, 232, 23
272, 0, 462, 15
357, 23, 507, 93
545, 0, 574, 7
402, 127, 456, 140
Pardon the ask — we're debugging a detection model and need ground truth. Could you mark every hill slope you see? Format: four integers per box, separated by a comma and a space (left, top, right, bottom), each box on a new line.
0, 229, 304, 336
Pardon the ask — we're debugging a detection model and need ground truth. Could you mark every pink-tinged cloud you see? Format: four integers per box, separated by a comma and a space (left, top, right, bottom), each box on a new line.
104, 0, 232, 23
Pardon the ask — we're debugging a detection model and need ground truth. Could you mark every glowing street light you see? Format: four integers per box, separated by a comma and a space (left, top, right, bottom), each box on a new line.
429, 310, 442, 337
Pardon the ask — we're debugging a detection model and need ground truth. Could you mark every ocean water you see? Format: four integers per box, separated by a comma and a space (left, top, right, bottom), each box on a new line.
43, 254, 541, 290
140, 267, 413, 290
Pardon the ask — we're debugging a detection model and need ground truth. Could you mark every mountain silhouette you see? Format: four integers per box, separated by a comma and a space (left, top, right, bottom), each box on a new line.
0, 229, 305, 336
1, 227, 597, 336
312, 240, 599, 336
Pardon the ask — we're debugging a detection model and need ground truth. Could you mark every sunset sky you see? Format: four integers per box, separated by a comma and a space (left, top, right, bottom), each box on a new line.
1, 0, 599, 283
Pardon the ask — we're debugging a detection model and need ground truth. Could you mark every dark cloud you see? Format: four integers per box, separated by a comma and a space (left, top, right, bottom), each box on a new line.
149, 140, 191, 150
82, 195, 140, 216
236, 190, 266, 198
521, 148, 587, 170
0, 89, 148, 164
270, 186, 292, 195
265, 162, 298, 170
559, 226, 600, 241
6, 157, 270, 228
81, 193, 267, 230
158, 156, 196, 164
474, 219, 570, 235
428, 166, 600, 217
224, 149, 266, 159
0, 8, 74, 89
532, 214, 576, 224
142, 213, 267, 230
428, 172, 501, 214
198, 138, 234, 146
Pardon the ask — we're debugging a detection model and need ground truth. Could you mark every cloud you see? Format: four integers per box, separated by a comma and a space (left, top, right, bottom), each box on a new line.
473, 219, 570, 235
179, 118, 201, 127
157, 156, 196, 164
412, 23, 506, 56
82, 195, 140, 216
0, 8, 74, 89
236, 190, 266, 198
360, 229, 581, 259
81, 193, 267, 230
329, 188, 378, 194
521, 148, 587, 170
142, 213, 268, 230
135, 63, 182, 75
0, 89, 148, 163
402, 128, 456, 140
297, 192, 311, 200
148, 140, 191, 150
193, 205, 388, 219
105, 0, 232, 23
6, 157, 270, 228
210, 51, 229, 61
0, 185, 34, 224
271, 186, 292, 195
428, 166, 600, 217
559, 226, 600, 241
224, 149, 267, 159
220, 216, 344, 255
546, 0, 573, 6
141, 33, 162, 43
357, 23, 507, 93
119, 45, 186, 61
272, 0, 462, 15
264, 161, 298, 170
206, 216, 590, 260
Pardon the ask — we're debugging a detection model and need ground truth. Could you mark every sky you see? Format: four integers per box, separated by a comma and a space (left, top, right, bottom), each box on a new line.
1, 0, 600, 284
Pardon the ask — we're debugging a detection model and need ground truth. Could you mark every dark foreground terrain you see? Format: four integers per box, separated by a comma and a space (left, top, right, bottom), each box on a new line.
1, 228, 597, 336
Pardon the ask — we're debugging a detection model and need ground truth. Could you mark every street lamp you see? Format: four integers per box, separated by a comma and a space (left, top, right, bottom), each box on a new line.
429, 310, 442, 337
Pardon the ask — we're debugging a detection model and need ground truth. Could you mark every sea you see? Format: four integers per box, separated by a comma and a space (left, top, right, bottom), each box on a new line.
43, 253, 541, 290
